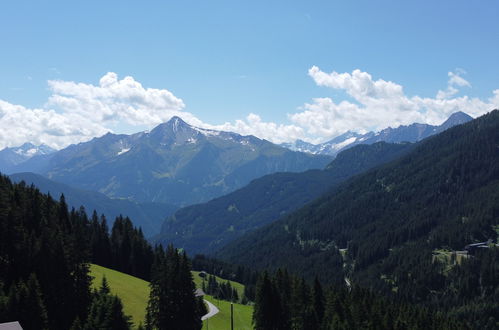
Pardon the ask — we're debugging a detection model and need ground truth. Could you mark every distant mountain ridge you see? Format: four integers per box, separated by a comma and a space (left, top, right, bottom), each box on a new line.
8, 117, 331, 206
155, 141, 414, 255
0, 142, 55, 173
9, 172, 177, 237
281, 112, 473, 156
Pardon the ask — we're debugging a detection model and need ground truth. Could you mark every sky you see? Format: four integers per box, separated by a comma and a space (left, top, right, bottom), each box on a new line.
1, 0, 498, 149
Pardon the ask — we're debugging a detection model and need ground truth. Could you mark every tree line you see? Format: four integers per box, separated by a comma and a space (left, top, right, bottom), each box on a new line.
0, 175, 204, 329
253, 270, 469, 330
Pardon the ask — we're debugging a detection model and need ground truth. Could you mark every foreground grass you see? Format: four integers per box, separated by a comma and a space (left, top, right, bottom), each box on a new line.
90, 264, 253, 329
191, 271, 253, 329
90, 264, 150, 328
202, 295, 253, 330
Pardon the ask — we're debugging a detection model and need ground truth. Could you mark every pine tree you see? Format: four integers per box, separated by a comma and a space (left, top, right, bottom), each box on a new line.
253, 271, 284, 330
146, 245, 201, 329
84, 278, 131, 330
6, 275, 48, 330
313, 276, 325, 325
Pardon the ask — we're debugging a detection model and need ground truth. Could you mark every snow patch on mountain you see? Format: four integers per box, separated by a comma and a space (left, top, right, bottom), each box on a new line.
280, 111, 473, 156
117, 148, 131, 155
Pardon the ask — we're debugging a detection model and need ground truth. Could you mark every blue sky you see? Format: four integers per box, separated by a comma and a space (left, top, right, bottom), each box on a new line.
0, 0, 498, 148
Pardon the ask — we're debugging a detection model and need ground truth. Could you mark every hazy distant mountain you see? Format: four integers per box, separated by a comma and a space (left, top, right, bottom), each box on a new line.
281, 112, 473, 156
155, 141, 413, 255
0, 143, 55, 174
9, 172, 177, 236
12, 117, 331, 206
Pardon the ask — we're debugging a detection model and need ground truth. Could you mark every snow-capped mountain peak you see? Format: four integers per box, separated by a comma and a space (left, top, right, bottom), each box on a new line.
280, 111, 473, 156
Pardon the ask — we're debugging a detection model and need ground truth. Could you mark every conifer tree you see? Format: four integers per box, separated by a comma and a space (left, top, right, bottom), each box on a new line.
312, 276, 325, 325
253, 271, 284, 330
146, 245, 201, 330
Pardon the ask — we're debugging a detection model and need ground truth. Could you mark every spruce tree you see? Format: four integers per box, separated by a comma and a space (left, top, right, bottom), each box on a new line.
146, 245, 201, 329
253, 271, 283, 330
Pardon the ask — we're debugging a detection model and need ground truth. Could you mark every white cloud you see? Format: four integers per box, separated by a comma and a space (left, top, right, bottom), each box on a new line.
436, 69, 471, 99
0, 72, 195, 149
0, 69, 497, 150
47, 72, 187, 126
210, 113, 305, 144
0, 100, 107, 150
293, 67, 498, 141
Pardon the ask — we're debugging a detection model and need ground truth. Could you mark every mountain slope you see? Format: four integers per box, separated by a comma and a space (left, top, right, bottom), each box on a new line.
215, 110, 499, 325
282, 111, 473, 156
155, 142, 414, 255
90, 264, 150, 327
9, 172, 177, 236
13, 117, 331, 206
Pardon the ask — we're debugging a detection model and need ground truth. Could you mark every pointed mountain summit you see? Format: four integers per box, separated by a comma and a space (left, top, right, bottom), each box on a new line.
436, 111, 473, 133
10, 117, 331, 207
148, 116, 227, 147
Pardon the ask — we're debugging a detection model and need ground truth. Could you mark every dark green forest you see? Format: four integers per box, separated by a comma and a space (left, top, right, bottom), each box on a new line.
217, 110, 499, 328
253, 270, 468, 330
0, 175, 202, 329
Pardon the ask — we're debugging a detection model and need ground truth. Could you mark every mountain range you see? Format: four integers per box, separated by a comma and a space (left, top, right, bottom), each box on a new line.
155, 141, 414, 255
0, 142, 55, 173
214, 110, 499, 325
9, 172, 177, 237
280, 111, 473, 156
5, 117, 331, 207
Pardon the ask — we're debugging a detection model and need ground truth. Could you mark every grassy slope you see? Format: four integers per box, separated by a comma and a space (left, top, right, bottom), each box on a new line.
191, 271, 253, 330
202, 296, 253, 330
90, 264, 150, 328
90, 264, 253, 330
192, 271, 245, 298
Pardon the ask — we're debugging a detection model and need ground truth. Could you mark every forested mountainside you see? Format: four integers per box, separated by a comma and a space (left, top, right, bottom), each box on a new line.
156, 142, 413, 255
11, 117, 331, 207
0, 175, 204, 329
9, 172, 177, 237
252, 270, 467, 330
217, 110, 499, 328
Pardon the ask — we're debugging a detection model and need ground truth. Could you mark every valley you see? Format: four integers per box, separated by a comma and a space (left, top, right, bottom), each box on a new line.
1, 2, 498, 329
0, 110, 497, 329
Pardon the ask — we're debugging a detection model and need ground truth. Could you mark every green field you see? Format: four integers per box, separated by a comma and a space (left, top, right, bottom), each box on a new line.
192, 271, 245, 298
90, 264, 253, 329
90, 264, 150, 328
202, 295, 253, 330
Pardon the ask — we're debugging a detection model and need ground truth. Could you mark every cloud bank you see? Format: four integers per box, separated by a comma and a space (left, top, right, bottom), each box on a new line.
0, 69, 498, 149
291, 67, 498, 140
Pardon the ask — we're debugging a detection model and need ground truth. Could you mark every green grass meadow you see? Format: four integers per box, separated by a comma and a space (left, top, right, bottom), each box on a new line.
90, 264, 150, 328
90, 264, 253, 329
202, 295, 253, 330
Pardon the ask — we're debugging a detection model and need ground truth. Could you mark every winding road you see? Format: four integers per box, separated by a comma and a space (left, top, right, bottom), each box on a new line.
201, 299, 220, 320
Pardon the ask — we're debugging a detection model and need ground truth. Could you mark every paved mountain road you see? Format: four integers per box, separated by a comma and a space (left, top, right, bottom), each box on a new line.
201, 299, 220, 320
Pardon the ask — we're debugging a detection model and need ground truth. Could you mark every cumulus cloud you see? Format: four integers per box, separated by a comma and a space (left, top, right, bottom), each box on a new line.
436, 69, 471, 99
0, 72, 196, 149
0, 69, 497, 150
211, 113, 306, 144
47, 72, 188, 126
0, 100, 107, 149
292, 67, 498, 141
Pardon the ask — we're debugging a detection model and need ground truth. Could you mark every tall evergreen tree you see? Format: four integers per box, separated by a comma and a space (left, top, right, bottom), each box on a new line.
145, 245, 201, 330
84, 277, 132, 330
253, 271, 284, 330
